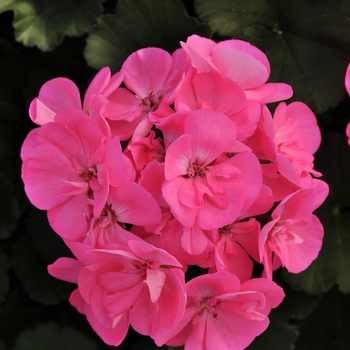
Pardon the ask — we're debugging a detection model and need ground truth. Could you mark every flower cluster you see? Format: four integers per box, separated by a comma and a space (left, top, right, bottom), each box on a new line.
21, 35, 328, 349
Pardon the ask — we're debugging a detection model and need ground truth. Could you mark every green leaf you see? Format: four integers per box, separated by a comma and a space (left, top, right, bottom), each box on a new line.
195, 0, 350, 113
13, 322, 98, 350
295, 287, 350, 350
0, 0, 104, 51
0, 173, 20, 240
283, 133, 350, 293
10, 231, 74, 305
85, 0, 212, 72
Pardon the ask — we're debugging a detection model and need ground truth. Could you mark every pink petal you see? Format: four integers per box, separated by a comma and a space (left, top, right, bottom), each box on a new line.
245, 82, 293, 103
29, 78, 81, 124
145, 268, 167, 303
122, 47, 173, 97
47, 257, 83, 283
345, 63, 350, 95
109, 182, 161, 226
212, 47, 268, 89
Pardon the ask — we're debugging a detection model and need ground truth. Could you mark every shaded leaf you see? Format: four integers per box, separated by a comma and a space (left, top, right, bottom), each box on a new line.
10, 231, 74, 305
247, 277, 320, 350
85, 0, 212, 72
283, 133, 350, 293
195, 0, 350, 113
13, 322, 98, 350
295, 287, 350, 350
0, 173, 20, 240
0, 287, 43, 348
0, 0, 104, 51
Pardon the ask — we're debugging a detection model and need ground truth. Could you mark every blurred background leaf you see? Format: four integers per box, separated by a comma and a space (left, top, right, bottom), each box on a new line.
0, 0, 105, 51
85, 0, 212, 72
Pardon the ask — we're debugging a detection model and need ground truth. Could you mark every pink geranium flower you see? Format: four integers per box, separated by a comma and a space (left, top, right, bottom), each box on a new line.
181, 34, 292, 103
162, 109, 262, 230
78, 240, 186, 340
84, 182, 162, 248
156, 271, 284, 349
102, 47, 190, 139
259, 188, 324, 279
48, 244, 130, 346
21, 109, 123, 239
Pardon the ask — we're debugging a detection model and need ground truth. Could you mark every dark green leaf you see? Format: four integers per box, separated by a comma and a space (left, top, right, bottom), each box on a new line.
283, 133, 350, 293
295, 287, 350, 350
10, 231, 74, 305
247, 278, 320, 350
0, 0, 104, 51
85, 0, 212, 72
0, 173, 20, 240
0, 287, 43, 348
13, 322, 98, 350
195, 0, 350, 113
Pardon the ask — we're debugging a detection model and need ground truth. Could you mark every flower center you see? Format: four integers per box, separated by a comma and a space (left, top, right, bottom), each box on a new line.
187, 164, 206, 178
79, 165, 97, 183
201, 297, 218, 318
141, 91, 162, 112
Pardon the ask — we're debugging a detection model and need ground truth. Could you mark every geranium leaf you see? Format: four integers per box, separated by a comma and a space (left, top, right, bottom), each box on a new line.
0, 0, 104, 51
13, 322, 98, 350
10, 232, 74, 305
0, 174, 20, 240
247, 278, 320, 350
283, 133, 350, 293
195, 0, 350, 113
85, 0, 212, 72
294, 287, 350, 349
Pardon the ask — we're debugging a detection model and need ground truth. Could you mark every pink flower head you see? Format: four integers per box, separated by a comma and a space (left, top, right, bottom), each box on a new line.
162, 109, 262, 230
181, 34, 292, 103
21, 109, 124, 239
259, 188, 324, 279
157, 271, 284, 349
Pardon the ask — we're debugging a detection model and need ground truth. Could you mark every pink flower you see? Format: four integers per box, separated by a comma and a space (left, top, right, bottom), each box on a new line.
259, 188, 324, 279
79, 240, 186, 340
135, 160, 214, 265
29, 67, 123, 136
21, 109, 124, 239
102, 48, 190, 139
174, 69, 261, 140
84, 182, 162, 248
181, 34, 292, 103
162, 109, 262, 230
48, 245, 130, 346
273, 101, 321, 177
156, 271, 284, 349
